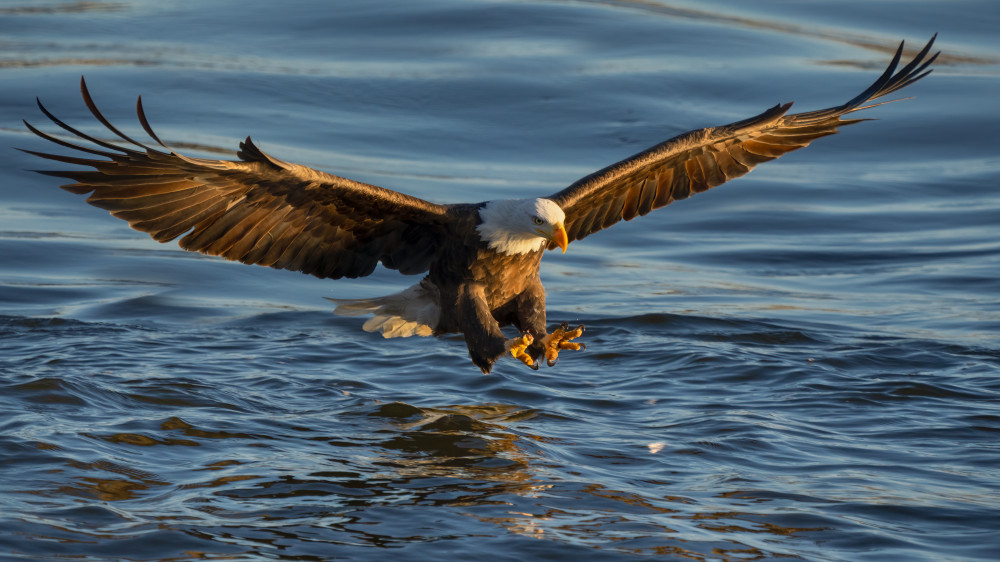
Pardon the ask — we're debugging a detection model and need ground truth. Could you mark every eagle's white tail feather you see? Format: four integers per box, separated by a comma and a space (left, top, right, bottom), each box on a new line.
327, 281, 439, 338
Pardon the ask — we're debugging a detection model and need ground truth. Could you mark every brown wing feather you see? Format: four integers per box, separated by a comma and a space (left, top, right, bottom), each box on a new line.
22, 78, 455, 279
550, 35, 939, 245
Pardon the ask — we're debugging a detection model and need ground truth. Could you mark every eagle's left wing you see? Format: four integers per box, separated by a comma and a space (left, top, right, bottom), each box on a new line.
548, 36, 938, 245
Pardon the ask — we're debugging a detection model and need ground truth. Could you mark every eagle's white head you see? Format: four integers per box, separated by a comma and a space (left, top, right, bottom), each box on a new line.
476, 198, 568, 256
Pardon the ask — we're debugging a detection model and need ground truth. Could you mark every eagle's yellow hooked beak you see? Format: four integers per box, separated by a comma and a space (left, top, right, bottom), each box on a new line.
551, 222, 568, 254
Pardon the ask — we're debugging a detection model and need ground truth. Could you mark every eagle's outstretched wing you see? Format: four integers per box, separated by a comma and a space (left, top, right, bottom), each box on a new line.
549, 36, 939, 245
22, 79, 454, 279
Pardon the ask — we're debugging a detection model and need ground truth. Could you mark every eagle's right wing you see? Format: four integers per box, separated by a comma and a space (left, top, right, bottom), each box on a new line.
22, 79, 454, 279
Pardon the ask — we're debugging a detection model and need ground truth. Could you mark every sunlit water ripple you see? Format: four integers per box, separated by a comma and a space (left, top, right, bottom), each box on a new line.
1, 1, 998, 560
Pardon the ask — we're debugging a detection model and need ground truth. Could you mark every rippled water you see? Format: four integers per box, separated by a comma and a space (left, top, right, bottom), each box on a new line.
2, 1, 999, 560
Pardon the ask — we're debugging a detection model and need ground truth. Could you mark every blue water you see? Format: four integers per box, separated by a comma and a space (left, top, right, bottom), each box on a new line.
1, 1, 998, 560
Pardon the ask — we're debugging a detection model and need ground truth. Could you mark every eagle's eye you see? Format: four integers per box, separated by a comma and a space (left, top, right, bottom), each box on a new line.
532, 216, 544, 226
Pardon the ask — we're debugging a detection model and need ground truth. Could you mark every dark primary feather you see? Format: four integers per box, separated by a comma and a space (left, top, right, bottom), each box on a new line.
22, 78, 454, 280
549, 35, 939, 245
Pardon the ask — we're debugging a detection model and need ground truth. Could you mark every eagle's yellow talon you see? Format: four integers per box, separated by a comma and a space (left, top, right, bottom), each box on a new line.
544, 323, 585, 366
506, 333, 537, 369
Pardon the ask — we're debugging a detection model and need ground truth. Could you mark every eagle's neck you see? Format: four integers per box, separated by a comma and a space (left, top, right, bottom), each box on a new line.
475, 199, 547, 256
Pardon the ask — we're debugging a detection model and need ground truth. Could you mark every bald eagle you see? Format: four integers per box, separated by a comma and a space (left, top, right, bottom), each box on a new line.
22, 37, 937, 373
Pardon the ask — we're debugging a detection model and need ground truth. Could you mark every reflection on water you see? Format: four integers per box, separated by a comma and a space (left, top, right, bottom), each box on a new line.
1, 309, 999, 559
11, 388, 851, 558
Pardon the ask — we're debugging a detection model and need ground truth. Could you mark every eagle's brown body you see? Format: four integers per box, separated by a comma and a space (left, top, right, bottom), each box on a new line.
21, 37, 938, 373
436, 235, 547, 371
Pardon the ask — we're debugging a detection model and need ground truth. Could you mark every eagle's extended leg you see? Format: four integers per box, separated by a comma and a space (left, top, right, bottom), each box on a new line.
458, 283, 535, 373
540, 322, 586, 367
513, 280, 586, 368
